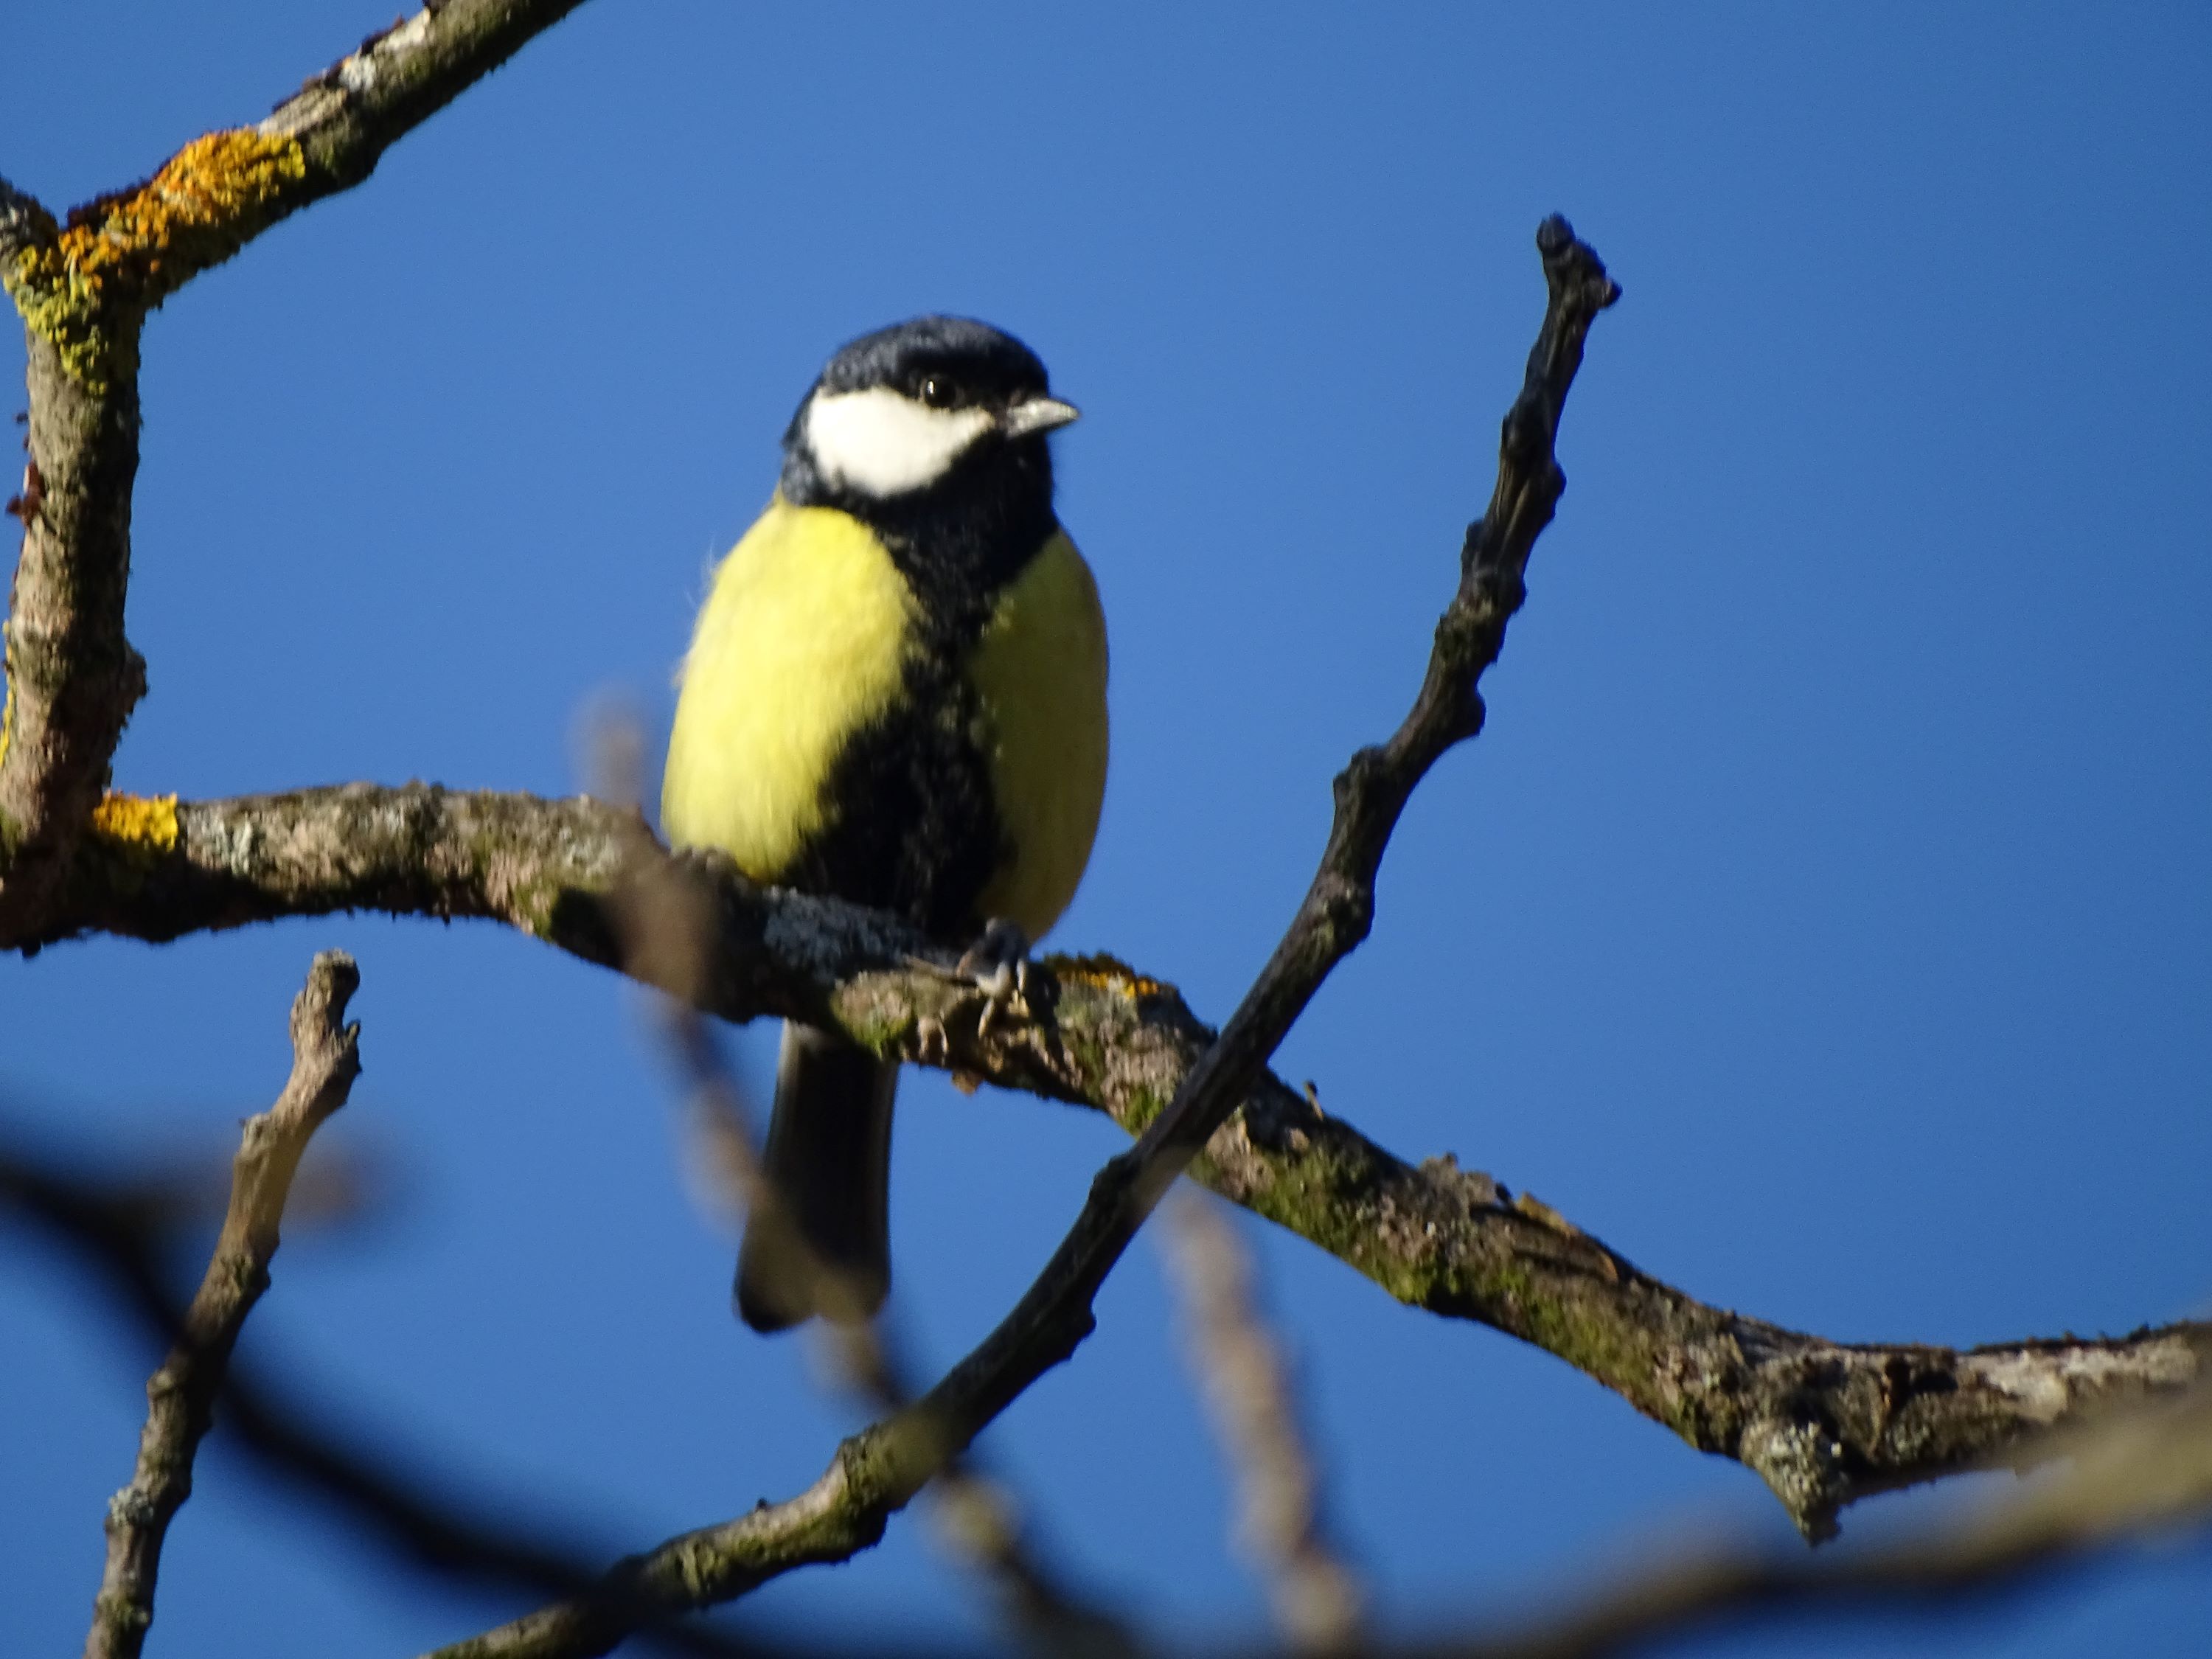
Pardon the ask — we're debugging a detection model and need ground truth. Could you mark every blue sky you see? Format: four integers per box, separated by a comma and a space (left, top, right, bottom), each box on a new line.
4, 3, 2208, 1654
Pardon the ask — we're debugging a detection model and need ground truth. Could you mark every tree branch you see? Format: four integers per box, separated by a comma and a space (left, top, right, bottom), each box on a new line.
613, 825, 1134, 1655
27, 776, 2212, 1540
0, 0, 587, 937
83, 951, 362, 1659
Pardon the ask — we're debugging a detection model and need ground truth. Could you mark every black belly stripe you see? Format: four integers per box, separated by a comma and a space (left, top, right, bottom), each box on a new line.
783, 650, 1006, 938
774, 432, 1060, 942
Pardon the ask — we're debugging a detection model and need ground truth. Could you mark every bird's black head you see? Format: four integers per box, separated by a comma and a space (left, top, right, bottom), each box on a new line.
780, 317, 1077, 557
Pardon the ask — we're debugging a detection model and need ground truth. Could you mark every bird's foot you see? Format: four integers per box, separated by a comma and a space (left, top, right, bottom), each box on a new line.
915, 1012, 952, 1066
959, 915, 1029, 1005
959, 917, 1050, 1038
910, 919, 1055, 1048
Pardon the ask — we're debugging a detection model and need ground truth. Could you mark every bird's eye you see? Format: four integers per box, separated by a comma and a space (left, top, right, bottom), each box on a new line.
918, 375, 960, 409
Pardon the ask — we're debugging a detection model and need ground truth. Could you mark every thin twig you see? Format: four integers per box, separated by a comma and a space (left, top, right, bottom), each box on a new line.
1162, 1192, 1363, 1649
428, 215, 1618, 1659
0, 1130, 768, 1659
83, 951, 363, 1659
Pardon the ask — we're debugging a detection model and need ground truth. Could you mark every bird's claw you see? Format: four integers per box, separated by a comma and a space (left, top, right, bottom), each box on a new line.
915, 1013, 951, 1065
955, 918, 1035, 1038
910, 919, 1054, 1044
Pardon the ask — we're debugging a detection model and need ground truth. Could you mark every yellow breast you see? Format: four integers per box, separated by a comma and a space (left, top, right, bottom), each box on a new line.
662, 501, 1108, 945
661, 498, 917, 880
967, 529, 1110, 941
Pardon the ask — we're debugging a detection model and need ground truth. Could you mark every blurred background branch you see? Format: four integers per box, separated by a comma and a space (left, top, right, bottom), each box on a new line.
80, 950, 364, 1658
1374, 1378, 2212, 1659
1161, 1189, 1363, 1650
0, 1056, 766, 1659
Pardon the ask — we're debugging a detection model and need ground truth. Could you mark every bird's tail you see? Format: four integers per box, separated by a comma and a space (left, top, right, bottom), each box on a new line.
735, 1021, 897, 1332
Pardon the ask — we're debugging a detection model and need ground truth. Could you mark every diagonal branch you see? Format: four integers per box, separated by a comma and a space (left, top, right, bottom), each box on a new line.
0, 0, 587, 938
425, 215, 1618, 1659
83, 951, 362, 1659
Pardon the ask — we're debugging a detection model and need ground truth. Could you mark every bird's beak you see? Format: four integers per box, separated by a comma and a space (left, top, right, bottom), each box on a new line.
999, 396, 1081, 439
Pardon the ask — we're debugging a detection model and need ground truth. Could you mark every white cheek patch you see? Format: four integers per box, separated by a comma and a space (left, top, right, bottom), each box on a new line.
804, 386, 994, 498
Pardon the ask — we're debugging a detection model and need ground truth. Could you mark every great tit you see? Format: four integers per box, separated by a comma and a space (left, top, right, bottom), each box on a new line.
661, 316, 1108, 1331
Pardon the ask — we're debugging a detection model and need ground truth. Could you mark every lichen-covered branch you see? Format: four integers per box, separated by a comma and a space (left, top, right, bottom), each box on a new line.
27, 781, 2212, 1540
83, 952, 362, 1659
0, 0, 586, 937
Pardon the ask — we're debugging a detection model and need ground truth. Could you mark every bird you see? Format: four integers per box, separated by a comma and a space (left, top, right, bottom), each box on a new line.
661, 316, 1108, 1332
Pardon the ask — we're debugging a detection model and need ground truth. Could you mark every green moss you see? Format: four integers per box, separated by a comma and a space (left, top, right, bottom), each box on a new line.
1118, 1082, 1170, 1134
845, 1010, 911, 1057
1232, 1145, 1437, 1307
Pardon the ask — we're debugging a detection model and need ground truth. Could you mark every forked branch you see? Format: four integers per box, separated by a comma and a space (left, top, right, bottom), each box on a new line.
0, 0, 587, 936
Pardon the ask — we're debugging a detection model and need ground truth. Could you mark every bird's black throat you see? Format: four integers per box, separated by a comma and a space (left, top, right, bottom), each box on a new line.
779, 431, 1057, 650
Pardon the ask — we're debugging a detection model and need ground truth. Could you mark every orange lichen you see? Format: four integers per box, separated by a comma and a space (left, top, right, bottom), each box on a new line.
89, 790, 181, 853
1511, 1189, 1582, 1238
9, 128, 307, 384
1047, 951, 1177, 1004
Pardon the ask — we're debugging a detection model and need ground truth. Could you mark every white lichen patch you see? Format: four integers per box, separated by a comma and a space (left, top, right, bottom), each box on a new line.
341, 11, 437, 94
206, 813, 263, 874
1963, 1338, 2200, 1422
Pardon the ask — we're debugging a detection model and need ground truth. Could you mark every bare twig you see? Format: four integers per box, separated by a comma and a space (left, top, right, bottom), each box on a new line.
427, 215, 1618, 1659
0, 0, 587, 937
0, 1127, 766, 1659
1163, 1192, 1363, 1649
83, 951, 363, 1659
